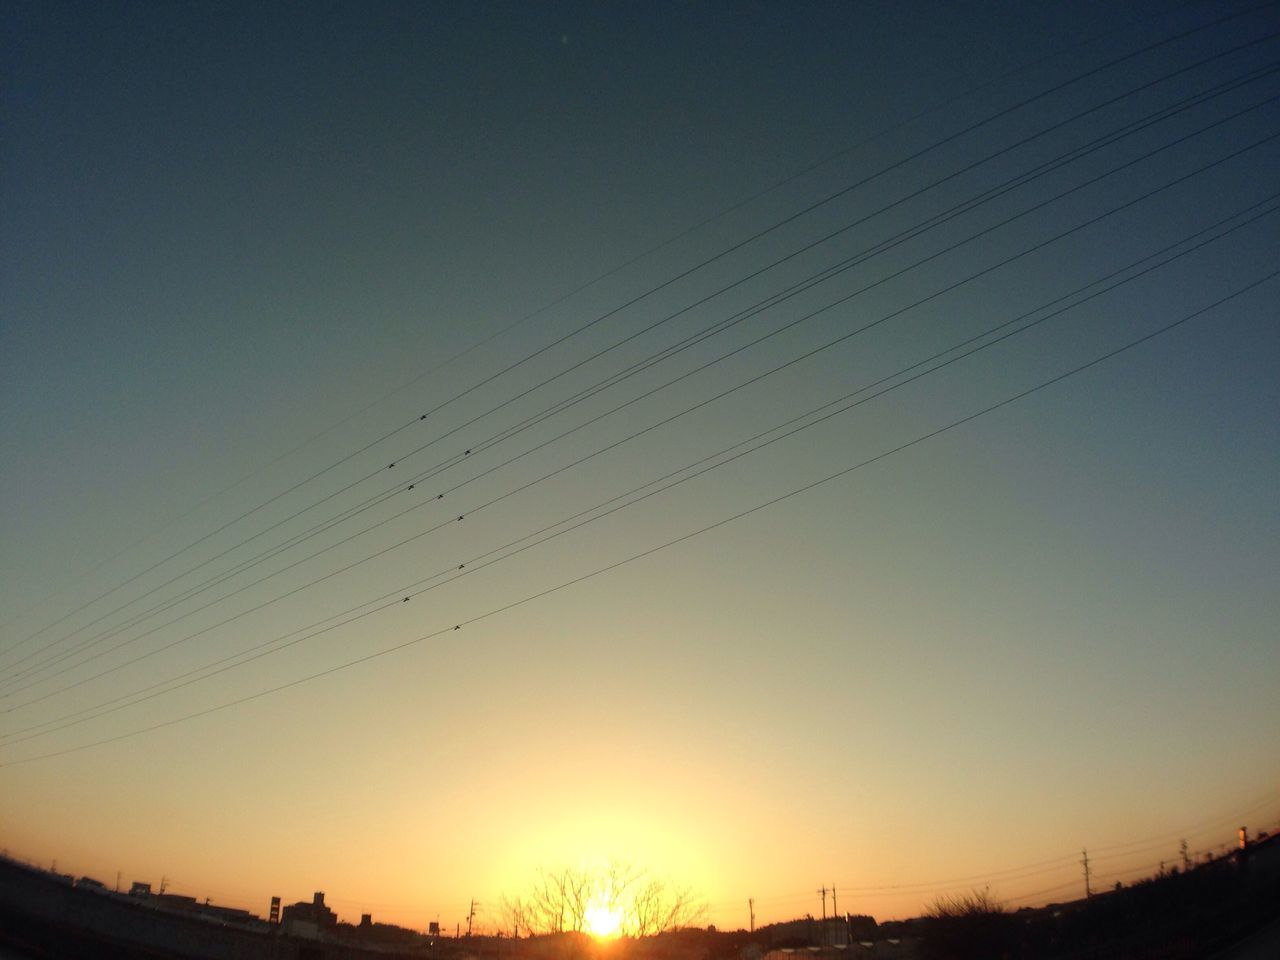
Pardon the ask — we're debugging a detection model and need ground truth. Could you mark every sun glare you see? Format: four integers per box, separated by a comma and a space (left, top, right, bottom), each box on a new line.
585, 899, 622, 939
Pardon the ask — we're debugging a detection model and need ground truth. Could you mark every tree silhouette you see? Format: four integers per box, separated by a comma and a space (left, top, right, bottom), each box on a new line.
500, 861, 705, 938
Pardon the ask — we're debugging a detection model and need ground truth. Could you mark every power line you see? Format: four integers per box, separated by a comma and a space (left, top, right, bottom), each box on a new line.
12, 112, 1280, 716
6, 155, 1275, 722
817, 797, 1280, 910
3, 266, 1272, 766
1087, 792, 1280, 858
4, 2, 1264, 661
7, 79, 1269, 701
12, 58, 1280, 691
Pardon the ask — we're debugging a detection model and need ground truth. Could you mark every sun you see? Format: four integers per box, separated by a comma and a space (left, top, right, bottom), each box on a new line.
584, 898, 622, 939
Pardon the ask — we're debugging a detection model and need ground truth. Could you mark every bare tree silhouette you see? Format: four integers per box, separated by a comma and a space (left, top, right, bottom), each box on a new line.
500, 861, 705, 938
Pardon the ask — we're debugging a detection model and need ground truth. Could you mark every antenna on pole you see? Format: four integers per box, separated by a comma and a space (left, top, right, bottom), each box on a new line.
1081, 850, 1092, 899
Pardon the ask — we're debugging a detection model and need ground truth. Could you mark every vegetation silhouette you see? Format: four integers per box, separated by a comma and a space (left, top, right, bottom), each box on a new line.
907, 837, 1280, 959
919, 887, 1013, 960
499, 861, 706, 940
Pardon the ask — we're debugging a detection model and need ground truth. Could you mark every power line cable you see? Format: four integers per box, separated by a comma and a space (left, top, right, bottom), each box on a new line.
9, 197, 1271, 739
3, 267, 1272, 766
14, 34, 1258, 672
6, 115, 1275, 704
0, 0, 1212, 641
831, 789, 1280, 899
8, 83, 1274, 697
7, 41, 1269, 696
413, 58, 1280, 483
1088, 793, 1280, 857
5, 1, 1266, 660
7, 58, 1269, 691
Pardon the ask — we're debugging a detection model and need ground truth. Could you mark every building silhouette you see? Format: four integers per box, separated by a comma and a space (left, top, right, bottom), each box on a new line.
280, 890, 338, 936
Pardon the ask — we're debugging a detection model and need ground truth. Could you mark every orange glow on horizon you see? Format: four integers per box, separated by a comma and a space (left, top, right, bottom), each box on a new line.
585, 896, 623, 939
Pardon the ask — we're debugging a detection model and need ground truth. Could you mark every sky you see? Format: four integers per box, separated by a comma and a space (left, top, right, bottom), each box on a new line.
2, 0, 1278, 934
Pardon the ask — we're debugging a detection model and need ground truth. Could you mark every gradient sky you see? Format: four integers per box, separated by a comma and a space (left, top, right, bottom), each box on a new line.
2, 0, 1278, 933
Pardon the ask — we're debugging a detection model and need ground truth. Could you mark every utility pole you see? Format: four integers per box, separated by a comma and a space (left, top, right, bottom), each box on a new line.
466, 898, 477, 937
748, 898, 755, 933
831, 885, 838, 917
160, 876, 169, 895
818, 885, 827, 920
1180, 839, 1191, 873
1081, 849, 1092, 900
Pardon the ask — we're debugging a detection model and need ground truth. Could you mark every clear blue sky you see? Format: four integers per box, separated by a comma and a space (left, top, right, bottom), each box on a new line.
2, 0, 1277, 930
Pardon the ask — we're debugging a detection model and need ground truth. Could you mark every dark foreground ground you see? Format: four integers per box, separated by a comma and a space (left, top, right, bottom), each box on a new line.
3, 835, 1278, 960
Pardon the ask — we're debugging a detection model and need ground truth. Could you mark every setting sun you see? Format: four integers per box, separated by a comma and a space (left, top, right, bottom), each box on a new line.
585, 899, 622, 939
4, 3, 1280, 960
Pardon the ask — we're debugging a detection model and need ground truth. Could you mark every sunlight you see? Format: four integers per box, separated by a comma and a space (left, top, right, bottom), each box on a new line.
585, 897, 622, 939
